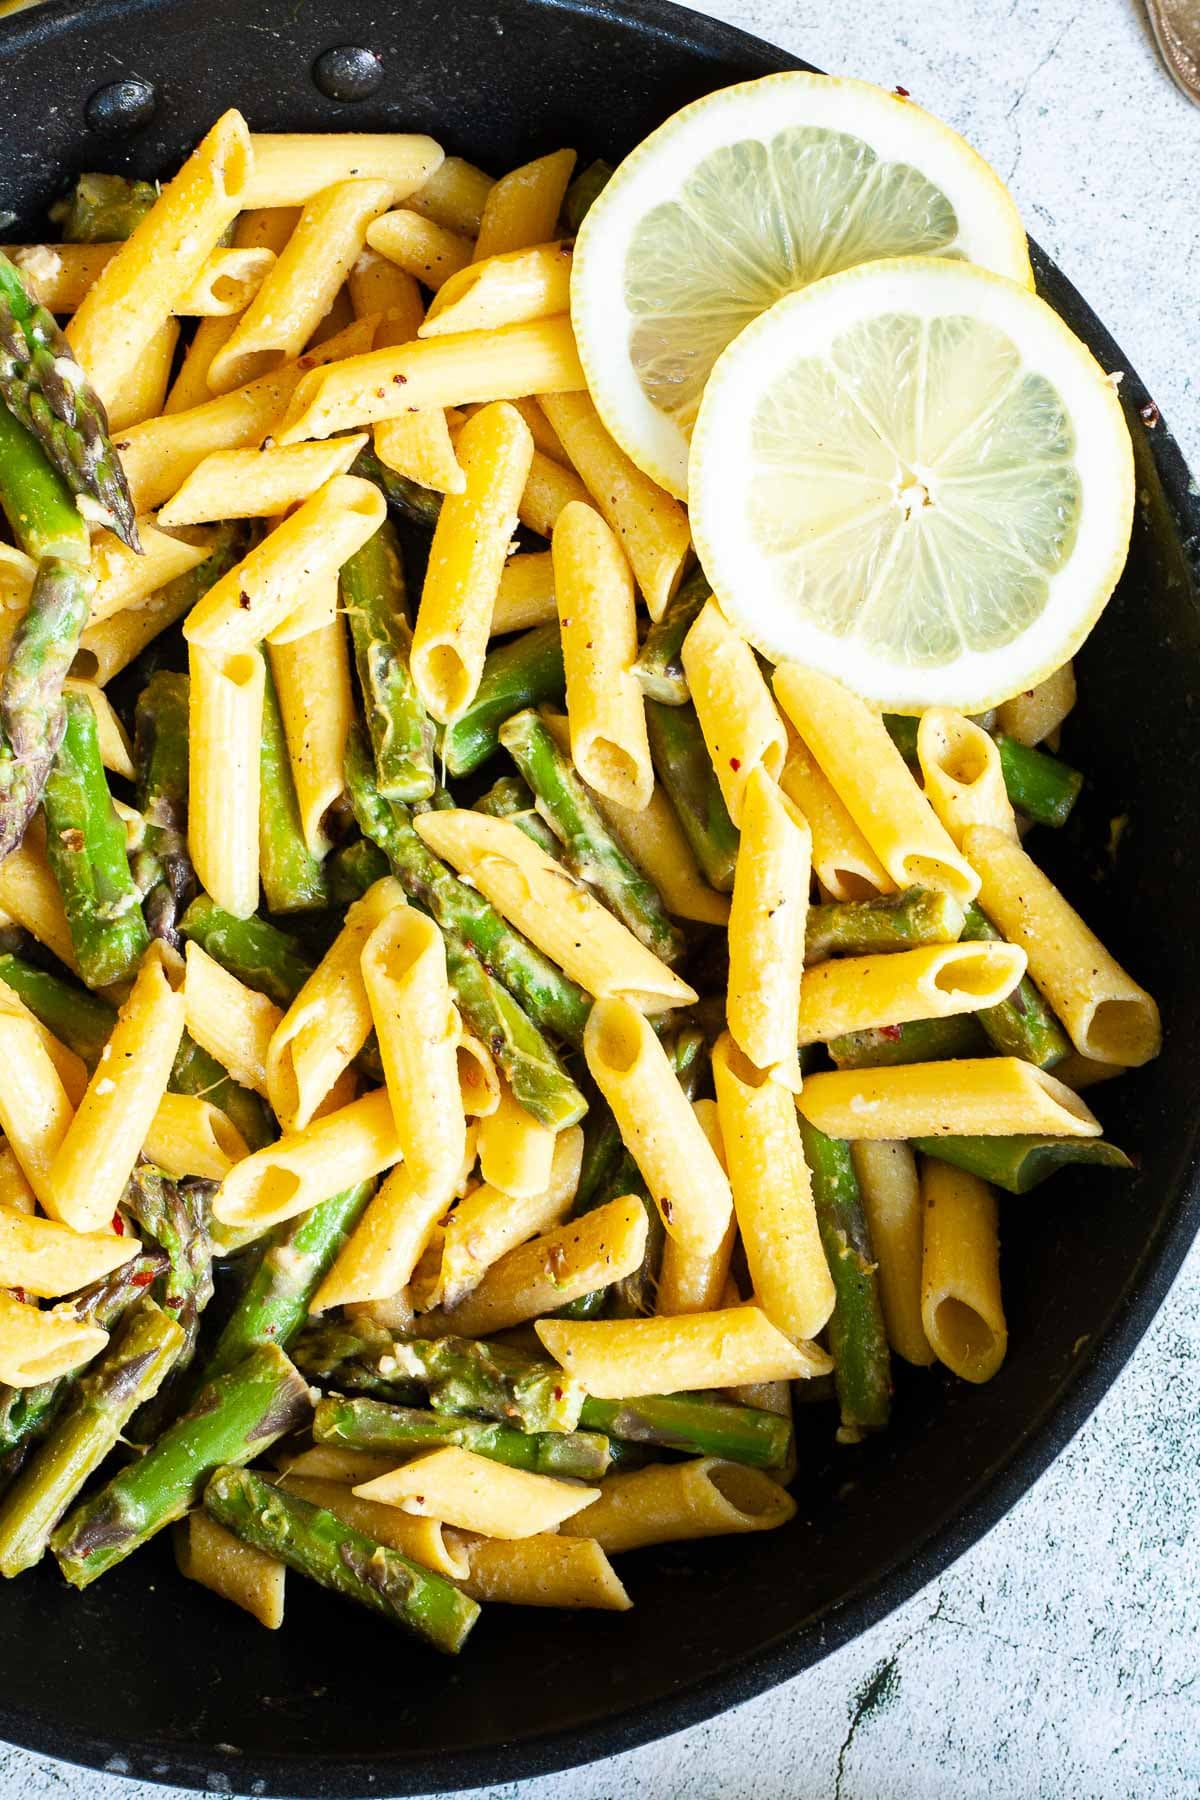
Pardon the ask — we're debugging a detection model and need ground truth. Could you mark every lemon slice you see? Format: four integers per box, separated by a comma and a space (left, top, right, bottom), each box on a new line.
572, 72, 1032, 497
688, 256, 1133, 714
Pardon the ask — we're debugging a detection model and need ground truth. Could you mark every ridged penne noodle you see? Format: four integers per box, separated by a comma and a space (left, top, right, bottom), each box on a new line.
920, 1158, 1007, 1383
66, 110, 252, 408
143, 1092, 251, 1181
917, 709, 1017, 847
47, 951, 186, 1232
366, 210, 474, 290
241, 132, 444, 209
851, 1140, 933, 1367
166, 314, 240, 413
184, 941, 283, 1095
797, 1058, 1102, 1141
473, 150, 576, 261
0, 977, 87, 1105
375, 412, 465, 494
275, 1445, 397, 1485
682, 599, 787, 827
0, 830, 78, 972
213, 1089, 404, 1233
312, 1164, 441, 1315
106, 318, 180, 432
411, 403, 533, 722
184, 475, 385, 654
996, 663, 1076, 745
423, 241, 572, 337
408, 156, 493, 235
457, 1035, 500, 1118
187, 644, 265, 919
779, 728, 891, 903
536, 1305, 832, 1398
268, 612, 355, 856
449, 1531, 631, 1610
517, 447, 590, 537
361, 905, 466, 1206
476, 1082, 557, 1199
74, 587, 192, 688
63, 679, 135, 779
773, 665, 979, 905
491, 551, 556, 635
88, 521, 213, 625
157, 437, 368, 527
553, 501, 653, 809
964, 825, 1162, 1066
438, 1125, 582, 1308
0, 1145, 37, 1216
265, 568, 340, 646
796, 940, 1027, 1046
0, 1010, 74, 1212
538, 391, 690, 620
656, 1100, 737, 1316
175, 244, 276, 316
279, 1477, 470, 1578
0, 1207, 138, 1298
559, 1458, 798, 1552
1052, 1052, 1127, 1092
727, 764, 810, 1085
175, 1512, 285, 1629
268, 877, 404, 1131
0, 1292, 108, 1389
11, 242, 269, 319
355, 1445, 598, 1538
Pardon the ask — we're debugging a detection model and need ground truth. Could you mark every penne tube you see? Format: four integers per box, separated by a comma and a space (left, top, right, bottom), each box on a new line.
1052, 1052, 1127, 1093
536, 1305, 832, 1398
656, 1099, 736, 1316
174, 244, 276, 316
275, 1445, 397, 1486
268, 877, 405, 1131
67, 110, 252, 408
423, 242, 572, 337
681, 599, 788, 827
476, 1082, 557, 1200
917, 709, 1017, 847
411, 403, 534, 722
0, 1206, 137, 1299
157, 437, 368, 528
774, 665, 980, 905
165, 314, 239, 414
852, 1140, 933, 1367
559, 1458, 797, 1553
408, 156, 494, 235
267, 612, 354, 855
415, 811, 696, 1012
241, 133, 444, 210
964, 825, 1162, 1066
0, 1011, 75, 1210
46, 950, 186, 1232
499, 396, 568, 463
0, 1291, 108, 1388
796, 940, 1028, 1046
553, 501, 653, 810
473, 150, 576, 261
996, 663, 1076, 746
584, 998, 731, 1256
7, 241, 119, 312
0, 980, 87, 1109
187, 644, 265, 919
63, 679, 135, 780
311, 1163, 444, 1314
449, 1531, 631, 1610
183, 941, 281, 1096
0, 831, 79, 972
361, 906, 466, 1207
212, 1089, 403, 1234
491, 551, 556, 635
209, 181, 393, 392
175, 1511, 285, 1630
538, 391, 690, 620
780, 728, 891, 903
920, 1158, 1007, 1383
374, 412, 465, 495
726, 764, 810, 1087
265, 569, 340, 646
0, 1145, 38, 1217
517, 447, 590, 537
106, 318, 180, 432
367, 210, 474, 290
796, 1058, 1102, 1142
457, 1035, 500, 1118
143, 1091, 251, 1181
278, 1477, 469, 1579
356, 1445, 597, 1539
88, 522, 213, 625
277, 316, 586, 442
439, 1125, 582, 1308
184, 475, 385, 654
431, 1193, 648, 1335
348, 247, 425, 348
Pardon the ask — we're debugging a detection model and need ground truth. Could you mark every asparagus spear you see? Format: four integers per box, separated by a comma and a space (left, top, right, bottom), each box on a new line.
328, 835, 391, 903
51, 173, 158, 244
828, 1014, 990, 1069
180, 894, 314, 1007
351, 447, 444, 530
441, 625, 565, 777
645, 699, 739, 892
0, 1299, 184, 1576
259, 661, 329, 914
51, 1344, 312, 1588
441, 935, 585, 1130
499, 708, 683, 960
124, 1168, 214, 1379
341, 519, 436, 803
313, 1396, 611, 1479
42, 688, 149, 987
201, 1182, 374, 1382
204, 1465, 479, 1653
805, 887, 966, 963
0, 952, 115, 1065
168, 1033, 275, 1154
564, 158, 614, 232
960, 902, 1070, 1068
0, 251, 138, 550
882, 714, 919, 760
292, 1319, 587, 1434
473, 773, 561, 855
633, 568, 709, 704
798, 1118, 891, 1442
131, 671, 195, 945
578, 1393, 792, 1469
994, 734, 1083, 829
913, 1136, 1133, 1195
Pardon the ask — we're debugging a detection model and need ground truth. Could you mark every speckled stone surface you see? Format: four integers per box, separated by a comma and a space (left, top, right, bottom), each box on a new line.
1, 1, 1197, 1795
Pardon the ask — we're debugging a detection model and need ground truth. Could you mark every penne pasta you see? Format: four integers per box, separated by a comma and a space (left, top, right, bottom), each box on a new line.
560, 1458, 797, 1553
0, 979, 86, 1108
656, 1100, 737, 1316
275, 1445, 397, 1486
143, 1091, 251, 1181
852, 1141, 933, 1367
996, 663, 1076, 746
456, 1035, 501, 1119
10, 242, 273, 317
366, 210, 474, 290
106, 318, 180, 433
348, 247, 425, 343
449, 1531, 631, 1610
0, 830, 79, 972
175, 1511, 286, 1629
213, 1089, 403, 1233
166, 314, 240, 414
917, 709, 1017, 847
423, 242, 572, 338
355, 1445, 598, 1539
63, 679, 135, 780
187, 644, 265, 919
536, 1305, 832, 1398
0, 1145, 38, 1217
0, 1207, 137, 1299
473, 150, 576, 261
796, 1057, 1102, 1141
268, 611, 355, 856
438, 1125, 582, 1308
476, 1082, 557, 1200
407, 156, 494, 236
796, 940, 1028, 1045
0, 1010, 75, 1211
175, 244, 276, 317
183, 941, 280, 1096
920, 1158, 1007, 1383
0, 1292, 108, 1389
157, 437, 368, 528
88, 522, 213, 626
374, 412, 465, 495
517, 447, 590, 537
241, 133, 444, 210
311, 1163, 444, 1315
681, 599, 787, 827
279, 1477, 470, 1579
491, 551, 557, 635
265, 569, 340, 646
779, 728, 891, 903
726, 764, 810, 1086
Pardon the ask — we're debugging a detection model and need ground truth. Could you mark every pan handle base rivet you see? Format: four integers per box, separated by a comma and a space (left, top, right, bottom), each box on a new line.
85, 78, 158, 134
313, 46, 385, 101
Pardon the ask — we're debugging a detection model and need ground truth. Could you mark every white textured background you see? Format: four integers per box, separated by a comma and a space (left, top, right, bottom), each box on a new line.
2, 0, 1199, 1794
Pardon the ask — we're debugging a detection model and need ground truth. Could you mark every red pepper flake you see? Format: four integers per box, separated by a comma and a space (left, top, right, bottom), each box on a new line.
1140, 401, 1160, 428
297, 355, 313, 370
553, 1386, 564, 1401
112, 1212, 125, 1235
132, 1270, 155, 1288
237, 591, 252, 610
894, 83, 911, 97
879, 1024, 903, 1042
392, 372, 407, 384
729, 756, 741, 772
661, 1197, 673, 1222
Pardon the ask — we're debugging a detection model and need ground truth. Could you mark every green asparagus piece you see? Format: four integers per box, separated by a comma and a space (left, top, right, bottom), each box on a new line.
441, 625, 565, 776
313, 1396, 611, 1478
0, 251, 138, 549
474, 773, 561, 855
882, 713, 919, 760
0, 390, 92, 564
578, 1392, 792, 1469
994, 734, 1083, 829
0, 557, 96, 859
42, 689, 149, 986
960, 902, 1070, 1068
131, 671, 195, 945
0, 953, 115, 1065
352, 447, 444, 529
564, 159, 614, 232
204, 1465, 479, 1653
0, 1299, 183, 1576
124, 1168, 213, 1374
342, 518, 435, 802
633, 567, 709, 704
798, 1119, 891, 1442
201, 1182, 374, 1383
805, 886, 966, 963
828, 1014, 990, 1068
442, 936, 584, 1129
180, 894, 314, 1007
914, 1136, 1133, 1195
51, 1343, 312, 1588
328, 835, 391, 903
258, 661, 329, 913
292, 1319, 587, 1434
499, 708, 683, 960
51, 172, 157, 243
646, 699, 739, 892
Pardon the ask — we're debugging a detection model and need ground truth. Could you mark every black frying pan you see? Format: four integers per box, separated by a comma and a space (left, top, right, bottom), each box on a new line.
0, 0, 1197, 1793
